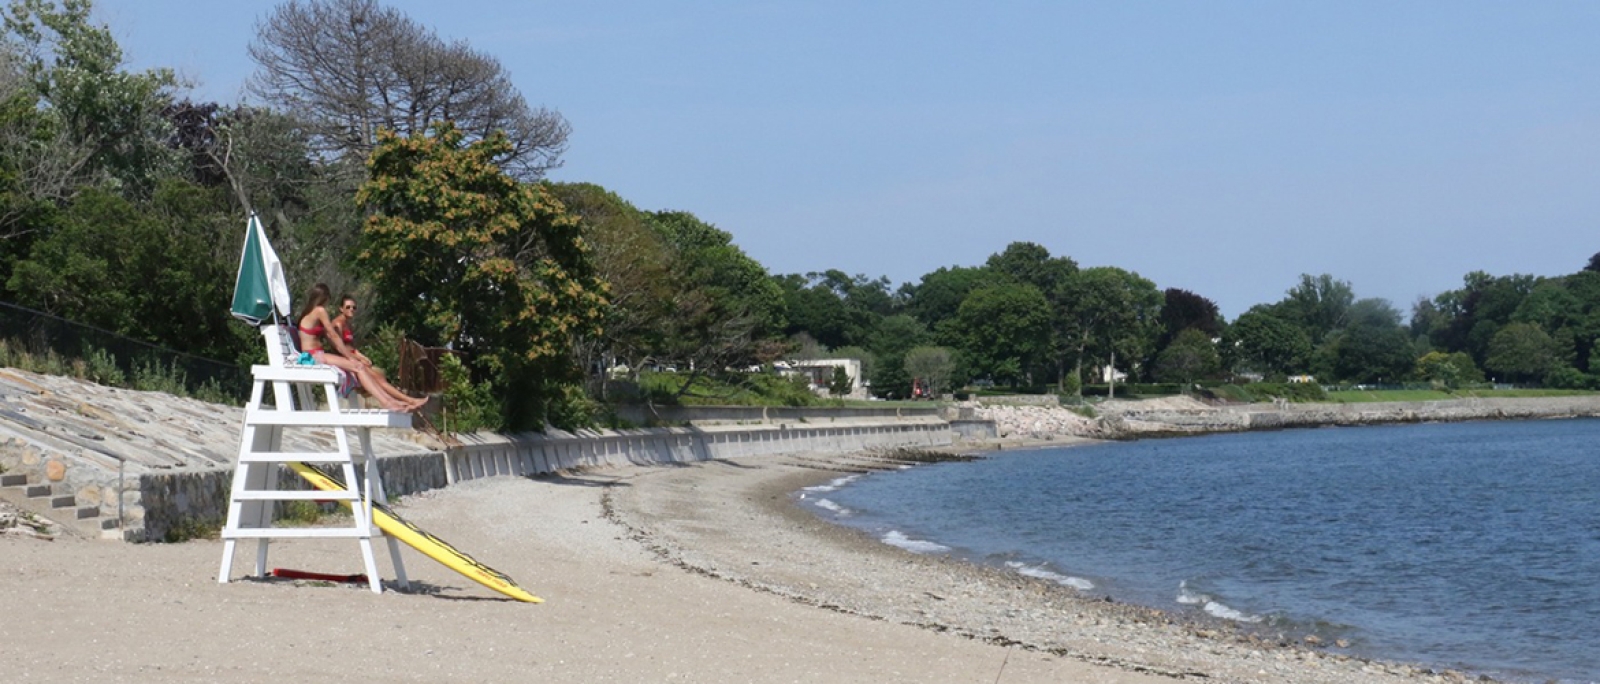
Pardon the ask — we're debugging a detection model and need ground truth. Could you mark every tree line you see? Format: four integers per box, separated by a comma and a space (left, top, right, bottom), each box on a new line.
2, 0, 1596, 432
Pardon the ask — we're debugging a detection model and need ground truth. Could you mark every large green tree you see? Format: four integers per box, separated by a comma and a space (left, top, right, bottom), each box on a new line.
954, 283, 1051, 386
356, 123, 607, 429
1057, 266, 1162, 392
3, 0, 177, 197
546, 182, 673, 393
1484, 322, 1561, 384
1323, 299, 1414, 384
1228, 307, 1312, 376
649, 210, 786, 382
1153, 328, 1221, 383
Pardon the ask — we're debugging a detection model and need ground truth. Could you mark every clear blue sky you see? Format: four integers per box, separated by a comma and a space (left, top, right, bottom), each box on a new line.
96, 0, 1600, 318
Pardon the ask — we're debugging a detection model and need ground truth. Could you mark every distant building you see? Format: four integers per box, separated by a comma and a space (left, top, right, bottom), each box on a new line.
1288, 374, 1316, 384
785, 358, 867, 399
1101, 364, 1128, 383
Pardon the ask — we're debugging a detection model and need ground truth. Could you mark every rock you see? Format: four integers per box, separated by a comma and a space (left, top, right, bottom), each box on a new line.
45, 459, 66, 481
76, 484, 102, 506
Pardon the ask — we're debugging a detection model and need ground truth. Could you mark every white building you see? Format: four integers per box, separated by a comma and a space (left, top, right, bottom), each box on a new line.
785, 358, 867, 400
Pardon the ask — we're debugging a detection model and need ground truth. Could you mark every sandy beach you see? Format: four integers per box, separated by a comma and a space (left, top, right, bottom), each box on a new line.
1, 448, 1471, 683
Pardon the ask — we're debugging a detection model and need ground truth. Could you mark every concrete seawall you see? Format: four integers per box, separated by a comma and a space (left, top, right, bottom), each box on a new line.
131, 417, 953, 542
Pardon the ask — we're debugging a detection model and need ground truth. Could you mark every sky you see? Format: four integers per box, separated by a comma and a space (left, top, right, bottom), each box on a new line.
94, 0, 1600, 319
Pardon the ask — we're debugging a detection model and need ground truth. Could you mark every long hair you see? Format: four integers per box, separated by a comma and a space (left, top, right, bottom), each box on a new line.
299, 283, 331, 321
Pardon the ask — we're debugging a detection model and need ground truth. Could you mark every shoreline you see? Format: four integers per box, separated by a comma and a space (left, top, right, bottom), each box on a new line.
0, 440, 1514, 682
602, 448, 1470, 684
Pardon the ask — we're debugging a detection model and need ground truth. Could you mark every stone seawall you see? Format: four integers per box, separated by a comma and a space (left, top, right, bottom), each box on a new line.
974, 395, 1600, 441
1113, 396, 1600, 436
127, 418, 952, 541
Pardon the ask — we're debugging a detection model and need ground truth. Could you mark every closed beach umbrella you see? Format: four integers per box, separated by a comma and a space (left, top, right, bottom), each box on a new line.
230, 213, 292, 326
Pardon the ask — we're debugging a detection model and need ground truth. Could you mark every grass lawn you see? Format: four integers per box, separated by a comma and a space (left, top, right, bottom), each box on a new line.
1322, 388, 1597, 403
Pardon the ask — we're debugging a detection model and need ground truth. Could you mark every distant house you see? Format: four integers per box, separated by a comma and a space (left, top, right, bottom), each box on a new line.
784, 358, 867, 399
1288, 374, 1316, 384
1100, 364, 1128, 384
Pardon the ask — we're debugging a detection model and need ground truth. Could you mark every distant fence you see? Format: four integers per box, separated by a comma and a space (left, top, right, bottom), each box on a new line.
0, 300, 251, 399
396, 339, 455, 394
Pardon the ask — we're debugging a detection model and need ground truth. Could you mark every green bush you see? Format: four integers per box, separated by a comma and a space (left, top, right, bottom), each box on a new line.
81, 346, 126, 386
131, 359, 189, 395
363, 324, 405, 380
277, 500, 329, 526
1543, 366, 1597, 390
636, 370, 822, 407
163, 516, 222, 543
439, 353, 501, 433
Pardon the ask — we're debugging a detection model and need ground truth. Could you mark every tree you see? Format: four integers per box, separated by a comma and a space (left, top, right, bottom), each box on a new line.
1228, 307, 1311, 376
1157, 288, 1222, 351
1585, 251, 1600, 273
1415, 350, 1483, 388
649, 210, 786, 388
1325, 303, 1415, 385
356, 123, 606, 429
1, 0, 177, 252
160, 101, 363, 291
954, 283, 1052, 386
827, 366, 852, 397
545, 182, 673, 392
904, 265, 995, 328
985, 241, 1076, 296
1484, 322, 1560, 384
249, 0, 569, 179
1153, 328, 1221, 383
903, 346, 955, 397
866, 314, 929, 398
1057, 266, 1162, 392
3, 0, 177, 195
7, 181, 251, 363
1278, 274, 1354, 345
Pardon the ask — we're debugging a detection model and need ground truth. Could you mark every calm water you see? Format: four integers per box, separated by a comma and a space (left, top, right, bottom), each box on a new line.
803, 419, 1600, 683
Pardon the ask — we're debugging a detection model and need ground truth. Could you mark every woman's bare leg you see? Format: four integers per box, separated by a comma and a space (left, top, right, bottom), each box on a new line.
320, 354, 412, 411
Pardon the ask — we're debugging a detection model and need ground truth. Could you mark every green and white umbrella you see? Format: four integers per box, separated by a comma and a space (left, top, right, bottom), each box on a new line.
230, 213, 292, 327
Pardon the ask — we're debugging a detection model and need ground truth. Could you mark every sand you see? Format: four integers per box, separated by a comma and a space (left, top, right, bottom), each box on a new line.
0, 450, 1462, 684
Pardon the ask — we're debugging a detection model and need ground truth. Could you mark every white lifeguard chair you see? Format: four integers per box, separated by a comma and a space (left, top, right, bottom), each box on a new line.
216, 323, 412, 594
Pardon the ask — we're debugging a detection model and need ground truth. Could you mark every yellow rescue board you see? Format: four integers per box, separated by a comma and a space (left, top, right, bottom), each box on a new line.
285, 462, 542, 603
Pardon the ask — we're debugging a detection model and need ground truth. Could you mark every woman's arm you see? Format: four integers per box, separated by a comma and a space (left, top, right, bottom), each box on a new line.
331, 316, 374, 366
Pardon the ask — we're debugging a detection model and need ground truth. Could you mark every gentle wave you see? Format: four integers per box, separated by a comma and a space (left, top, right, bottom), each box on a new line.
802, 475, 861, 493
1177, 581, 1262, 623
881, 530, 950, 554
810, 498, 849, 516
1005, 561, 1094, 590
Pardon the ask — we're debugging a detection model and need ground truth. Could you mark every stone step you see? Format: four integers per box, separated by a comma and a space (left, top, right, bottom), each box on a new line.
75, 506, 100, 520
25, 484, 51, 498
0, 473, 25, 487
49, 494, 75, 509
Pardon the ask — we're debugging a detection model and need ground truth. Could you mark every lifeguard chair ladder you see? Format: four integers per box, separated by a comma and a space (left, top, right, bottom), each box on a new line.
217, 324, 411, 594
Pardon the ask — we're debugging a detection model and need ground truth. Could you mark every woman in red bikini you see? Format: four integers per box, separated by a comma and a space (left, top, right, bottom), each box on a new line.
297, 284, 424, 412
329, 295, 376, 371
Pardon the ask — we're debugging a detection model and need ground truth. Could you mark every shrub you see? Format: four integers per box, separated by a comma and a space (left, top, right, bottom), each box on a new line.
439, 353, 501, 433
1543, 366, 1597, 390
81, 346, 127, 386
131, 359, 189, 395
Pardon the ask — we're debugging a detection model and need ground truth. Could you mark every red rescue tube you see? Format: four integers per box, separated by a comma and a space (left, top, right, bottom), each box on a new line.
271, 568, 369, 583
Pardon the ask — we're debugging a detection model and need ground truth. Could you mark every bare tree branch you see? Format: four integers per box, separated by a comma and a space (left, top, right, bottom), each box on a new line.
248, 0, 569, 179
